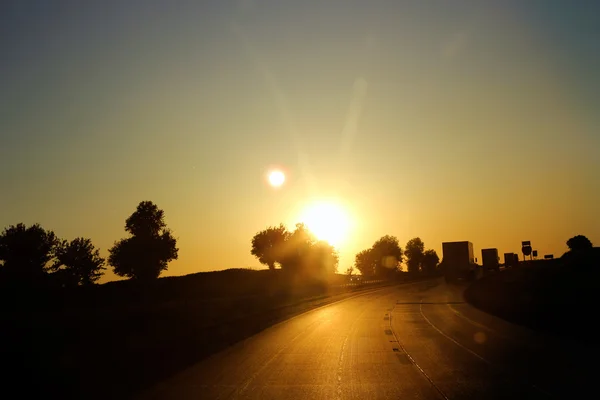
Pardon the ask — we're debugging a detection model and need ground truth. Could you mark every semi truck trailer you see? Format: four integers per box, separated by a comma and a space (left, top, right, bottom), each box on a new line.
481, 248, 500, 271
504, 252, 519, 267
441, 241, 477, 283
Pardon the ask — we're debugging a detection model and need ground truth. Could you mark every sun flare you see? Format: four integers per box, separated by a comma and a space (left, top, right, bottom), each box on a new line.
299, 201, 351, 247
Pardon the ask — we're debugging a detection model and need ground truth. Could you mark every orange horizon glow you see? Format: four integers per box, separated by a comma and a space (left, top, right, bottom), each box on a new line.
1, 2, 599, 283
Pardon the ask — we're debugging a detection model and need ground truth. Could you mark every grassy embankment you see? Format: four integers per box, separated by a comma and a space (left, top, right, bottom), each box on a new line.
464, 249, 600, 343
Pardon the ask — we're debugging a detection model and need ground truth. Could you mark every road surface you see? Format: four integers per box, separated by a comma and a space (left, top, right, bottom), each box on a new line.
139, 279, 597, 399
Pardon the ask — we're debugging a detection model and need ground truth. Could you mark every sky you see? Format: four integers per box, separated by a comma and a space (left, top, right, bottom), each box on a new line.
1, 0, 599, 282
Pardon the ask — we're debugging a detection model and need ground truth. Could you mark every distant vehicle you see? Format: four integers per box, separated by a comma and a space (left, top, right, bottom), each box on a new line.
504, 252, 516, 267
441, 241, 478, 283
481, 248, 500, 271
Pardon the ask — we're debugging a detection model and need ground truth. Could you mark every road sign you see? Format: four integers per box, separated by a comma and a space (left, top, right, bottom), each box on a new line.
532, 250, 538, 257
544, 254, 554, 259
522, 241, 531, 246
522, 246, 532, 256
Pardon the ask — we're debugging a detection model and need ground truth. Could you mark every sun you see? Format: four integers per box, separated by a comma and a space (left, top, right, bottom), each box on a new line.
299, 201, 351, 247
268, 170, 285, 187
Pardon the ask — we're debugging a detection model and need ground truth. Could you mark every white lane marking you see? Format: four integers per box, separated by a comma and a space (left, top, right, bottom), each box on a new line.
269, 278, 439, 330
233, 286, 395, 398
445, 303, 528, 345
420, 301, 554, 398
232, 318, 321, 398
447, 304, 497, 333
419, 302, 490, 364
336, 304, 372, 400
388, 305, 450, 400
447, 303, 575, 350
336, 335, 348, 400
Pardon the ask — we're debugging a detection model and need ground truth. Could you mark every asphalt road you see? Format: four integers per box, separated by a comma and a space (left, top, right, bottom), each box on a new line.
139, 279, 598, 399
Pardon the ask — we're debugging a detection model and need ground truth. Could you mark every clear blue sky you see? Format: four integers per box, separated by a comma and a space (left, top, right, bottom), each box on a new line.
1, 1, 599, 281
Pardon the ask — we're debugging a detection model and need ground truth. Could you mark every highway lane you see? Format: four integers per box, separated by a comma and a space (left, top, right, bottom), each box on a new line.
139, 279, 598, 399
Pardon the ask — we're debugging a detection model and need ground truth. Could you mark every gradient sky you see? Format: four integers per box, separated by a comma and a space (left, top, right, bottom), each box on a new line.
1, 1, 599, 282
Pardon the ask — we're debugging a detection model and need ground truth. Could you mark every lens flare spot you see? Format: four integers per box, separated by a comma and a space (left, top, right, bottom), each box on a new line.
474, 331, 487, 344
382, 256, 398, 269
268, 170, 285, 187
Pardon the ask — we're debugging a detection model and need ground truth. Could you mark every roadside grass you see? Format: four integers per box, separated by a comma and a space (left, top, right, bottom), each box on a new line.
464, 252, 600, 344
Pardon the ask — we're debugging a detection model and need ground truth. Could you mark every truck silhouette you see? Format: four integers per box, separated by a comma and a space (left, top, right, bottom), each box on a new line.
441, 241, 478, 283
481, 248, 500, 271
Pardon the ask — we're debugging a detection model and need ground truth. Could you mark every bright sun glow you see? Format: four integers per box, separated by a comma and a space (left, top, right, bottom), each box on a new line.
268, 170, 285, 187
299, 201, 351, 247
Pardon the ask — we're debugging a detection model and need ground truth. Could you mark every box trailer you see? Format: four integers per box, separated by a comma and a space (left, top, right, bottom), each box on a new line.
441, 241, 477, 282
504, 252, 519, 267
481, 248, 500, 271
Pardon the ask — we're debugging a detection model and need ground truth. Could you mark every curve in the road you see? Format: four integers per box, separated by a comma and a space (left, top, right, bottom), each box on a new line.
138, 279, 598, 400
388, 302, 449, 400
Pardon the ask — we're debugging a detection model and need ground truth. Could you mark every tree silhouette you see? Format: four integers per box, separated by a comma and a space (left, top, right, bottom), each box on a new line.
355, 248, 376, 277
372, 235, 403, 277
0, 223, 58, 287
251, 224, 288, 270
280, 223, 316, 273
51, 238, 105, 286
309, 240, 339, 277
405, 237, 425, 273
421, 249, 440, 274
108, 201, 178, 280
250, 223, 338, 279
566, 235, 593, 252
355, 235, 403, 278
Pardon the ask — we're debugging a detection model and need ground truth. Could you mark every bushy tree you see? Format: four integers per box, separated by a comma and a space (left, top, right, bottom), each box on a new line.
355, 248, 376, 277
251, 224, 289, 270
51, 238, 105, 286
405, 237, 425, 273
108, 201, 178, 280
250, 223, 338, 279
372, 235, 403, 276
566, 235, 593, 252
309, 240, 339, 276
355, 235, 403, 279
0, 223, 58, 286
280, 223, 316, 273
421, 249, 440, 274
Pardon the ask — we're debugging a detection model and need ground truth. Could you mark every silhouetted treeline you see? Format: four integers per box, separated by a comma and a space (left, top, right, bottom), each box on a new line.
251, 223, 338, 283
0, 201, 177, 291
404, 237, 440, 274
0, 223, 103, 290
353, 236, 440, 278
251, 224, 442, 282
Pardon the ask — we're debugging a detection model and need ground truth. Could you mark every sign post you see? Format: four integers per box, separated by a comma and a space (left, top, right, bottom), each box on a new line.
521, 241, 532, 261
